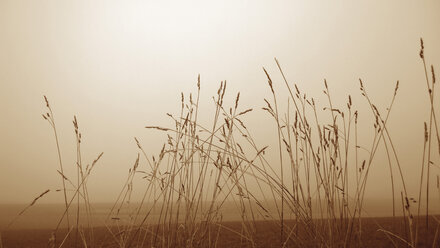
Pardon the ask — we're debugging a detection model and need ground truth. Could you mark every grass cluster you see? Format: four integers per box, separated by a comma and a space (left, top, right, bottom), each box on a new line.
2, 40, 440, 248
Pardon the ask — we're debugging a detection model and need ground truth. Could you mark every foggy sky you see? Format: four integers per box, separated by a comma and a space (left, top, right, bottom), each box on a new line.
0, 0, 440, 204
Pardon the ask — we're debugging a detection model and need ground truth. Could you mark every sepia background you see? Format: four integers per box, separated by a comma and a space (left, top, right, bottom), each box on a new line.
0, 0, 439, 210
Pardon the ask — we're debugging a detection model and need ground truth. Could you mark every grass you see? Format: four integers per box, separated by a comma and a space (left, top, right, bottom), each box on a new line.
2, 40, 440, 247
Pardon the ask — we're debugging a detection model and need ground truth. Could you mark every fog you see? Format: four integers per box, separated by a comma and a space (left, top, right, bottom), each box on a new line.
0, 0, 439, 209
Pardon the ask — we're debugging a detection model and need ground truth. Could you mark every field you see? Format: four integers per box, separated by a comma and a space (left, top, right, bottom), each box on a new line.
1, 217, 439, 247
1, 40, 440, 247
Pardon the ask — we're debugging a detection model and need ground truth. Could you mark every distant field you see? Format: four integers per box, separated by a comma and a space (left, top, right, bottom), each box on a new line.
1, 203, 439, 247
3, 201, 439, 230
1, 217, 439, 248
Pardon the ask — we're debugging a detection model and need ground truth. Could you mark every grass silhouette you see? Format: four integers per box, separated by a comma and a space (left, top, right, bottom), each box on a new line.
2, 40, 439, 248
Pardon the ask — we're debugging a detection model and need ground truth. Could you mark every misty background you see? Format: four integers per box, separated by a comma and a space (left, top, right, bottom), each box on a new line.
0, 0, 440, 208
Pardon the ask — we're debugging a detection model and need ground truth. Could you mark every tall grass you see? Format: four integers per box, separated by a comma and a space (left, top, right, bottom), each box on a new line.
4, 40, 439, 248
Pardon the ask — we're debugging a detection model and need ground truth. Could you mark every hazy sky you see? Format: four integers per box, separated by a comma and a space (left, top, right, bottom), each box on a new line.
0, 0, 439, 204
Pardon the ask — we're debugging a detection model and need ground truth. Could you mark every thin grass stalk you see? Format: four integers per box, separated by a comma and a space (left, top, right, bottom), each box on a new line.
43, 96, 71, 230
